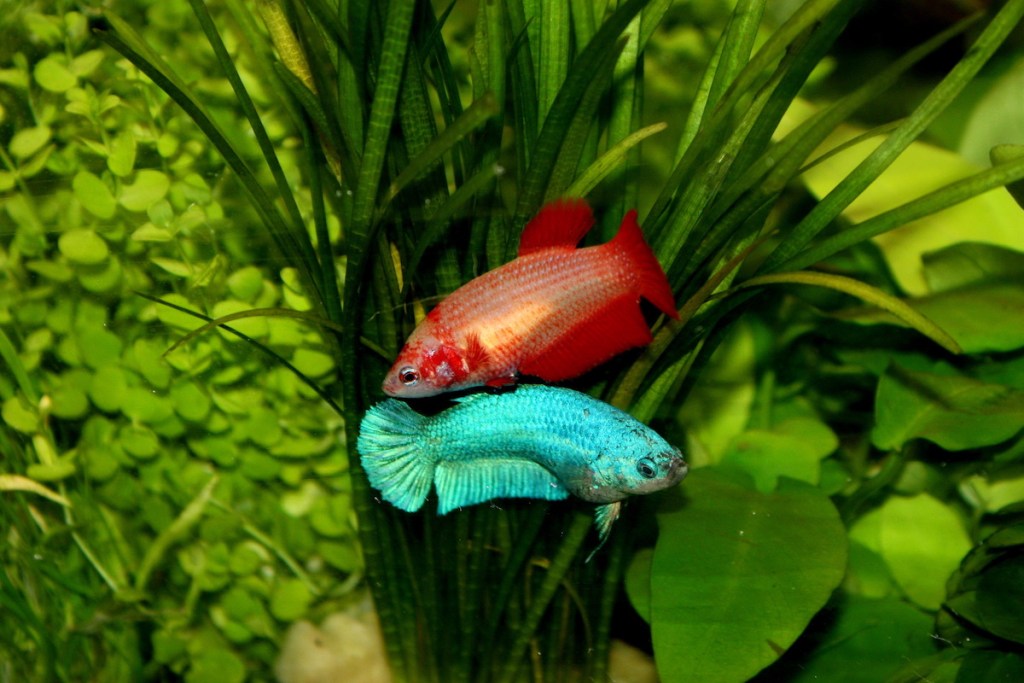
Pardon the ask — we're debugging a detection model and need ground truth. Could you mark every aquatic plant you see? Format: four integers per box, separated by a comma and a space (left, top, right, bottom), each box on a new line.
3, 0, 1024, 681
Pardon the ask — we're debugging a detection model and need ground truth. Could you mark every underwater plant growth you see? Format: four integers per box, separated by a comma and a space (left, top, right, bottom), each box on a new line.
2, 0, 1024, 681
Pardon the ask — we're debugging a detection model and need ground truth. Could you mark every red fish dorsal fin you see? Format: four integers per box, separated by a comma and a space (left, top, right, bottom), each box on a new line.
611, 210, 680, 319
517, 199, 595, 257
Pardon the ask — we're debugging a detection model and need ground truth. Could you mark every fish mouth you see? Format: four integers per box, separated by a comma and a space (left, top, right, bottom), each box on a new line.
664, 449, 688, 485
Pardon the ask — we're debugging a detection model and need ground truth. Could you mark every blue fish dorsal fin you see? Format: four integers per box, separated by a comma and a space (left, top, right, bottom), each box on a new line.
433, 458, 569, 514
357, 400, 433, 512
517, 199, 595, 257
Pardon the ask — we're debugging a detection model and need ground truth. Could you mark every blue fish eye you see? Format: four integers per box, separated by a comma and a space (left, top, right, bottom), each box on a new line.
636, 458, 657, 479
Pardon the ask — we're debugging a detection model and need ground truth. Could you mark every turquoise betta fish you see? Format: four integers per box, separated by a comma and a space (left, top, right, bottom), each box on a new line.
357, 385, 687, 540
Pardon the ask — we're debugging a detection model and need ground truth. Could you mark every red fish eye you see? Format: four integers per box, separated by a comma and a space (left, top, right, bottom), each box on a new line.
399, 367, 419, 386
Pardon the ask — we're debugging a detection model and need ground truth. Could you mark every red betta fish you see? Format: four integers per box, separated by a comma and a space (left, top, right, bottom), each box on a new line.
383, 199, 678, 397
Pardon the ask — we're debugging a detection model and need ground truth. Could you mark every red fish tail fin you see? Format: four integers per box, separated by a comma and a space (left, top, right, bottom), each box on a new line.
611, 210, 679, 319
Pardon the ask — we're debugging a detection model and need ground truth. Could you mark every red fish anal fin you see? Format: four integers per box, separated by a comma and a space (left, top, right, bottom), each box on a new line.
485, 375, 516, 389
518, 198, 595, 257
611, 210, 679, 319
519, 294, 653, 383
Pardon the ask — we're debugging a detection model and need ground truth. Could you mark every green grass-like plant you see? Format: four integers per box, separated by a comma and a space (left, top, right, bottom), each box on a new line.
3, 0, 1024, 681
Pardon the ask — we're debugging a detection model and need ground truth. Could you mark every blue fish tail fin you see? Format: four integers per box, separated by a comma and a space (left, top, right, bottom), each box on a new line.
357, 400, 434, 512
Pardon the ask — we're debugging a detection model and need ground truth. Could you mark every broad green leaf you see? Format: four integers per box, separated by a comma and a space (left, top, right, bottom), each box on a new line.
739, 271, 961, 354
923, 242, 1024, 293
961, 472, 1024, 514
119, 169, 170, 211
959, 54, 1024, 166
838, 281, 1024, 354
33, 56, 77, 92
676, 322, 756, 466
58, 229, 109, 265
873, 365, 1024, 451
70, 49, 104, 77
72, 170, 118, 218
651, 468, 847, 683
624, 547, 653, 623
720, 416, 838, 492
766, 596, 934, 683
9, 125, 51, 159
974, 554, 1024, 644
120, 424, 160, 459
878, 494, 971, 609
956, 651, 1024, 683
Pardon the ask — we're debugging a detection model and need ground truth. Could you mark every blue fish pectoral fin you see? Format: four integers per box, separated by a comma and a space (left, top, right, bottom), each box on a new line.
586, 502, 623, 563
434, 458, 569, 514
357, 399, 433, 512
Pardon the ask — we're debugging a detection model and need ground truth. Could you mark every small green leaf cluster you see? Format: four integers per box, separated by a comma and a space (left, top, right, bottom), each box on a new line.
1, 3, 357, 682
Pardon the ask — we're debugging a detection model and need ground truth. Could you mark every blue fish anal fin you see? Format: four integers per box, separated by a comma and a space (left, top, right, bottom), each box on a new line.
434, 458, 569, 514
357, 400, 433, 512
586, 502, 623, 563
517, 199, 595, 257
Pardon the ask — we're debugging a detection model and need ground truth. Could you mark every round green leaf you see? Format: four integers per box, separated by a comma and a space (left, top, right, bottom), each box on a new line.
107, 131, 136, 177
73, 171, 117, 219
78, 328, 123, 369
878, 494, 971, 609
171, 381, 211, 422
33, 56, 77, 92
651, 468, 847, 683
89, 365, 129, 413
120, 386, 173, 424
184, 646, 245, 683
291, 347, 334, 377
3, 396, 39, 433
119, 424, 160, 459
58, 229, 108, 265
269, 578, 312, 621
9, 125, 51, 159
119, 169, 170, 212
49, 384, 89, 419
226, 266, 264, 301
76, 256, 123, 293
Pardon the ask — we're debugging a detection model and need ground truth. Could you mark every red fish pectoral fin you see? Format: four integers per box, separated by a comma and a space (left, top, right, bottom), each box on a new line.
519, 294, 654, 383
485, 375, 517, 389
518, 199, 595, 257
612, 210, 679, 319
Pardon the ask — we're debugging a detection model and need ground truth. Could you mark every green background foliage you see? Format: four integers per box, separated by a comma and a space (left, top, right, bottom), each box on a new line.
2, 0, 1024, 682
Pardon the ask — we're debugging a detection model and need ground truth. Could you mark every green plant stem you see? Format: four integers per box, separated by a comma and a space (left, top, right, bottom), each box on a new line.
495, 512, 592, 683
782, 153, 1024, 272
760, 0, 1024, 272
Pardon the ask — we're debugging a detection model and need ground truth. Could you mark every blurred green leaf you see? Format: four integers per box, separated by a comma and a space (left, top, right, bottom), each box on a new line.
8, 125, 51, 158
873, 365, 1024, 451
651, 468, 847, 683
624, 547, 653, 623
269, 577, 311, 621
955, 651, 1024, 683
119, 169, 170, 212
58, 229, 109, 266
72, 171, 118, 219
721, 416, 838, 492
878, 494, 971, 610
765, 596, 934, 683
33, 55, 77, 92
